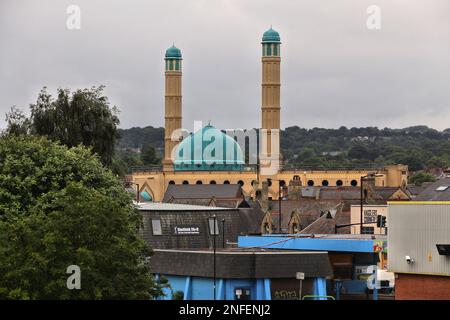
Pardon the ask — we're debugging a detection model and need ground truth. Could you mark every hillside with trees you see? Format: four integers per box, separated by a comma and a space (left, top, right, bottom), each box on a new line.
116, 125, 450, 174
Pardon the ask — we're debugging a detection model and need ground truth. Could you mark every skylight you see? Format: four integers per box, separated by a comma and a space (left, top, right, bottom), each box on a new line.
436, 185, 449, 191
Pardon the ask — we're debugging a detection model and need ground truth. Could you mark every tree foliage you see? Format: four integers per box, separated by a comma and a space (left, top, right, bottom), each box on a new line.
5, 86, 120, 166
409, 172, 436, 186
0, 135, 163, 299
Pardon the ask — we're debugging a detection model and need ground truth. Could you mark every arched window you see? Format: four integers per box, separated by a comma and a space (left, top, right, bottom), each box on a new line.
267, 180, 272, 187
182, 180, 189, 185
293, 175, 300, 181
336, 180, 343, 187
224, 180, 230, 184
307, 180, 314, 186
351, 179, 358, 187
322, 180, 329, 187
196, 180, 203, 185
210, 180, 216, 184
251, 180, 258, 187
280, 180, 286, 187
169, 180, 175, 185
238, 180, 244, 187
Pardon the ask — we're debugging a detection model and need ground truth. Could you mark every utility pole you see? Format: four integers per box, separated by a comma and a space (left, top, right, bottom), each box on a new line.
213, 214, 217, 300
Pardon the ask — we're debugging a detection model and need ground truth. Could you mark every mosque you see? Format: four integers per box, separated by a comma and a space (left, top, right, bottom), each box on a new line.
131, 28, 408, 202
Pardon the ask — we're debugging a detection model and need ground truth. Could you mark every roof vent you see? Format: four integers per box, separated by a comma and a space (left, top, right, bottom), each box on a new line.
436, 185, 449, 192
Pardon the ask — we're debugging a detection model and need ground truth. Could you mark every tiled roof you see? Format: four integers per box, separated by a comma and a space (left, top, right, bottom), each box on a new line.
163, 184, 243, 202
415, 177, 450, 201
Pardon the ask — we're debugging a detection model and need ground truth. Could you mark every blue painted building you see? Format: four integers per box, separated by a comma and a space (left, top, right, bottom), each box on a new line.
237, 234, 389, 299
151, 249, 333, 300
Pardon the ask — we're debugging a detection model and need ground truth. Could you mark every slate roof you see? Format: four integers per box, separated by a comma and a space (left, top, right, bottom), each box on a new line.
317, 186, 409, 202
268, 199, 347, 233
151, 249, 333, 278
415, 177, 450, 201
136, 202, 234, 211
167, 197, 247, 209
163, 184, 243, 202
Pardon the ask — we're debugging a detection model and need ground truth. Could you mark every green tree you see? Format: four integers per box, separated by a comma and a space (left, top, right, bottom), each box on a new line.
26, 86, 120, 165
426, 156, 449, 169
409, 172, 436, 186
4, 106, 30, 136
0, 135, 163, 299
141, 144, 160, 166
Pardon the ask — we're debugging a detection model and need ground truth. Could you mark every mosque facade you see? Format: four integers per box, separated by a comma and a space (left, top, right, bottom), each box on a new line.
131, 28, 408, 202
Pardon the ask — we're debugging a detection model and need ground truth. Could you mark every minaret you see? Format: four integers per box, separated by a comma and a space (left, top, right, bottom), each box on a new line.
261, 27, 281, 170
162, 45, 182, 171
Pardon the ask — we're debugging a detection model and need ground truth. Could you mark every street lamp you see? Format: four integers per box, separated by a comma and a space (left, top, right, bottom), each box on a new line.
296, 272, 305, 300
221, 219, 225, 248
212, 214, 217, 300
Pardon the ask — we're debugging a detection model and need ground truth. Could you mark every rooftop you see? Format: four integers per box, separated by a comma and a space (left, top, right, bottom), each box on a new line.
136, 202, 234, 211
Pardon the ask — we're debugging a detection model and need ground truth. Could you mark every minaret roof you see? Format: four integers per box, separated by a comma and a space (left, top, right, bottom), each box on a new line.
165, 45, 182, 59
262, 27, 281, 43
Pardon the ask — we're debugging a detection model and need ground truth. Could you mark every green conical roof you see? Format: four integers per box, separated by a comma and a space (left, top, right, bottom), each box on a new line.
165, 45, 182, 59
262, 27, 281, 43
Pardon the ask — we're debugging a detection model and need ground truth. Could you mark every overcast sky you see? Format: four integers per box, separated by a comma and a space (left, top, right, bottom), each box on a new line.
1, 0, 449, 131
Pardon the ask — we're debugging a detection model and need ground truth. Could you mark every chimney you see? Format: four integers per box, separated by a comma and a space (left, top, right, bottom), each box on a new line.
256, 181, 270, 212
288, 178, 302, 200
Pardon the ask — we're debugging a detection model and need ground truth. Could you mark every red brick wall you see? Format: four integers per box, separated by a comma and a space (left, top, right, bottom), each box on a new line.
396, 273, 450, 300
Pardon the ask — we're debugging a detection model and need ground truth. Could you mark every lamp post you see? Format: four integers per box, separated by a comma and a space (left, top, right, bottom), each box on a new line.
135, 183, 140, 203
296, 272, 305, 300
212, 214, 217, 300
221, 219, 225, 248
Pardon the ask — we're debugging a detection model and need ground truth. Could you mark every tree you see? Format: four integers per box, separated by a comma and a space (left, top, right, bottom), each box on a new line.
348, 144, 369, 160
409, 172, 436, 186
26, 86, 120, 165
141, 144, 160, 166
0, 135, 164, 299
426, 156, 449, 169
4, 106, 30, 135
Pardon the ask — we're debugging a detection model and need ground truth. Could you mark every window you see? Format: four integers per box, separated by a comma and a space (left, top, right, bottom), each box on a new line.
151, 219, 162, 235
224, 180, 230, 184
279, 180, 286, 187
169, 180, 175, 185
361, 227, 374, 234
182, 180, 189, 184
307, 180, 314, 186
210, 180, 216, 184
196, 180, 203, 184
336, 180, 343, 186
208, 218, 219, 235
351, 180, 358, 187
322, 180, 329, 187
238, 180, 244, 186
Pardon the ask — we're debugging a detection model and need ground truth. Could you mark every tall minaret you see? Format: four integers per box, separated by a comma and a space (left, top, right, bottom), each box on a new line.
261, 27, 281, 170
162, 45, 182, 171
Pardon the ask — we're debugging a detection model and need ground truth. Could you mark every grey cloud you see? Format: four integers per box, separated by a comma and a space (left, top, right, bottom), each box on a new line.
1, 0, 449, 131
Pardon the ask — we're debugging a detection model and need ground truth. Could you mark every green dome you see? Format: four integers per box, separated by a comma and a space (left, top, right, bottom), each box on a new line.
165, 45, 182, 60
174, 125, 244, 171
262, 27, 281, 43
